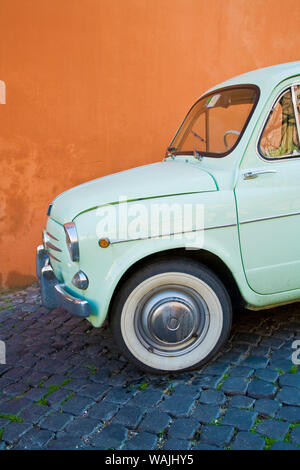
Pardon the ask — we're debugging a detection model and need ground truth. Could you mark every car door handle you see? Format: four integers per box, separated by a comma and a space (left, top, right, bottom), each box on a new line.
243, 170, 277, 180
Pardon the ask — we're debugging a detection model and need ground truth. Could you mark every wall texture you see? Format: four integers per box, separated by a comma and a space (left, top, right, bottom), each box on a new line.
1, 0, 300, 290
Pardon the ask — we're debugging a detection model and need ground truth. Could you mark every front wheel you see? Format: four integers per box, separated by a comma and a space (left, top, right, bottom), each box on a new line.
110, 258, 232, 374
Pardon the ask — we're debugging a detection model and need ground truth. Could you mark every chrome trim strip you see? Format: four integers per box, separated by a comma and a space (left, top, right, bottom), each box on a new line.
292, 85, 300, 143
109, 210, 300, 244
240, 210, 300, 225
109, 223, 237, 245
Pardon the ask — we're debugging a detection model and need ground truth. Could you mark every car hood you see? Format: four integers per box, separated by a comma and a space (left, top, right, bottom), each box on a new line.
50, 160, 218, 224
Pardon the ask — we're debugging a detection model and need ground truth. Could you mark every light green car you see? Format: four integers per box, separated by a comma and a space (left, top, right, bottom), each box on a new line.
37, 61, 300, 374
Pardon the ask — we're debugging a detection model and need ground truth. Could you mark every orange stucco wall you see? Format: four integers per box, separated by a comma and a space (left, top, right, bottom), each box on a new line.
1, 0, 300, 290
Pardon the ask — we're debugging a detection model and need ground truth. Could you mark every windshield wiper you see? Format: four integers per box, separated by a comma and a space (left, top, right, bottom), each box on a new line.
166, 145, 203, 161
191, 130, 206, 142
193, 145, 203, 161
166, 146, 177, 159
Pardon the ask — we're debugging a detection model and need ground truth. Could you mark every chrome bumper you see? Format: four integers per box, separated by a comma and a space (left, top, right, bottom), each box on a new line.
36, 245, 90, 318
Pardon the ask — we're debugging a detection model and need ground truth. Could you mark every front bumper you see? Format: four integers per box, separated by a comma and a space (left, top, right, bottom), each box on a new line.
36, 245, 90, 318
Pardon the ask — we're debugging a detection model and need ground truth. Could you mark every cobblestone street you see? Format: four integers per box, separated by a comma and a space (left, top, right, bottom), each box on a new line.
0, 284, 300, 450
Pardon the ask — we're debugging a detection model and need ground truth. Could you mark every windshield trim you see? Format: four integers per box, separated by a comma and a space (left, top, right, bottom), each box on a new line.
168, 84, 261, 159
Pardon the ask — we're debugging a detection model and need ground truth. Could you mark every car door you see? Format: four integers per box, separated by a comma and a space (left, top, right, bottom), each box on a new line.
235, 83, 300, 295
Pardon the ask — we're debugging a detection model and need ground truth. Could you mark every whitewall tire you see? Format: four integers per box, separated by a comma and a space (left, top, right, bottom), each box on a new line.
110, 258, 232, 374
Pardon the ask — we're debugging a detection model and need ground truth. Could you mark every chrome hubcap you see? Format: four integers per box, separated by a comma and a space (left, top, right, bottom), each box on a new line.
134, 285, 210, 356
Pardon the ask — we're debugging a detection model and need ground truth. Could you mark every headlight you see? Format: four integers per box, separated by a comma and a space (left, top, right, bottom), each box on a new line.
64, 222, 79, 262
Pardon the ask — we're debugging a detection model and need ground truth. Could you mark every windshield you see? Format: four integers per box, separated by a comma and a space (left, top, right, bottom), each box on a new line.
169, 85, 259, 157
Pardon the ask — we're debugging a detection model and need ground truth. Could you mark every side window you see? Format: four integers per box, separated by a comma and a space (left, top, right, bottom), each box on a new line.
294, 85, 300, 127
259, 88, 300, 159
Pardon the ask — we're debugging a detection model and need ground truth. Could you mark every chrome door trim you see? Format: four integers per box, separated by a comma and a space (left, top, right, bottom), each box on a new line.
109, 209, 300, 244
256, 82, 300, 163
240, 210, 300, 225
291, 85, 300, 142
109, 222, 237, 245
242, 169, 277, 180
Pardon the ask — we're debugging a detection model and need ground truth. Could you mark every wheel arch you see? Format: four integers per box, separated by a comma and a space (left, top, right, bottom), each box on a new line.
107, 247, 245, 320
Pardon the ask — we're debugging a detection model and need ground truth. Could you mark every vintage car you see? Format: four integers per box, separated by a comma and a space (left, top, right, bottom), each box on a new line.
37, 61, 300, 374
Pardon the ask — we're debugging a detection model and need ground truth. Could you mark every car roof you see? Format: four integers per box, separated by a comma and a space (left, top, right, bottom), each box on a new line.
205, 60, 300, 96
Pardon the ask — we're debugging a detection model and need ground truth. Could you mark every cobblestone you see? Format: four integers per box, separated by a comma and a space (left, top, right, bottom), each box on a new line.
276, 386, 300, 406
221, 408, 257, 431
270, 441, 300, 450
231, 431, 265, 450
278, 373, 300, 389
247, 379, 277, 399
168, 417, 200, 440
14, 428, 54, 449
39, 412, 74, 432
89, 423, 128, 449
63, 416, 101, 438
228, 395, 255, 409
199, 425, 235, 447
254, 398, 281, 418
220, 376, 249, 395
113, 405, 146, 429
125, 431, 157, 450
162, 438, 192, 450
138, 409, 171, 434
198, 389, 226, 405
1, 284, 300, 450
192, 404, 222, 424
290, 426, 300, 446
159, 394, 195, 417
276, 405, 300, 423
255, 418, 290, 441
2, 422, 33, 444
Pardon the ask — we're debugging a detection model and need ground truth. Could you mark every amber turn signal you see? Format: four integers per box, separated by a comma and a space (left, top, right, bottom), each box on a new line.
99, 238, 110, 248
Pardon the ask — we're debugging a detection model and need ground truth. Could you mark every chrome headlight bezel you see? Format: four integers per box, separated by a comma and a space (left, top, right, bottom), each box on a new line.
64, 222, 79, 262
